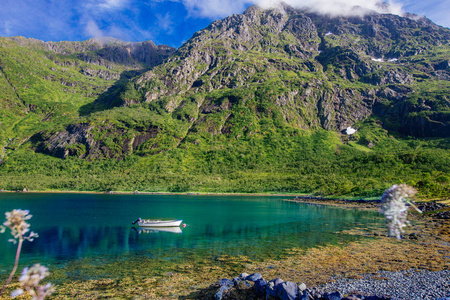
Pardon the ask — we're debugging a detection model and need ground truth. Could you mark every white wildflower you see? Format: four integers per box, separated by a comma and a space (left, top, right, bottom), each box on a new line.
1, 209, 40, 297
10, 288, 24, 297
13, 264, 55, 299
379, 184, 420, 239
2, 209, 38, 243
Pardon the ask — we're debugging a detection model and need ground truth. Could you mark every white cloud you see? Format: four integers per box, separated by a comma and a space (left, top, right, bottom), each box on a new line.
255, 0, 403, 17
156, 13, 175, 34
85, 19, 104, 38
175, 0, 404, 19
97, 0, 129, 10
0, 21, 13, 36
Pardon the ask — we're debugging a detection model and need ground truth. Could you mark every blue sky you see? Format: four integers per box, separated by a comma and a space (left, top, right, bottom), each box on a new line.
0, 0, 449, 48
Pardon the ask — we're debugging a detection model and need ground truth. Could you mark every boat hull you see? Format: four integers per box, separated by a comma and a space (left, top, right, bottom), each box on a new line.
138, 219, 182, 227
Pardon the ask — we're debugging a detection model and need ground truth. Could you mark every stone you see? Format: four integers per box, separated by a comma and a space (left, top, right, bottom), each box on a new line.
253, 278, 267, 297
246, 272, 263, 282
239, 272, 249, 279
219, 278, 233, 287
343, 295, 364, 300
276, 281, 298, 300
324, 291, 342, 300
265, 281, 277, 298
214, 286, 230, 300
271, 278, 284, 286
299, 282, 307, 291
298, 290, 311, 300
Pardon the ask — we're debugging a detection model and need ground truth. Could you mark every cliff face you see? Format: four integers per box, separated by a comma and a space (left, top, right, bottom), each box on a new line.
7, 36, 175, 69
13, 4, 450, 159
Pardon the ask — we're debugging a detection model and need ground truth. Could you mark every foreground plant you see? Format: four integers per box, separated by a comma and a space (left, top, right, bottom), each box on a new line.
0, 209, 38, 296
11, 264, 55, 299
379, 184, 421, 239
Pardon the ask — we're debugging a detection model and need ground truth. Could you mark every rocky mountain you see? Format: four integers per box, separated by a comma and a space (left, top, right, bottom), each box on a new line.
0, 36, 175, 156
1, 4, 450, 197
32, 4, 450, 160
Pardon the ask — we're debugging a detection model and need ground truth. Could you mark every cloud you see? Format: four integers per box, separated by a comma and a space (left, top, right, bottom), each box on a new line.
254, 0, 402, 16
255, 0, 403, 17
156, 13, 175, 34
176, 0, 404, 19
0, 21, 13, 36
96, 0, 129, 11
85, 19, 104, 38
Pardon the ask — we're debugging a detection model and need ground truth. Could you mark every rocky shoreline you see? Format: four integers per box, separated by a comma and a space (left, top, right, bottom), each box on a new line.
205, 198, 450, 300
210, 269, 450, 300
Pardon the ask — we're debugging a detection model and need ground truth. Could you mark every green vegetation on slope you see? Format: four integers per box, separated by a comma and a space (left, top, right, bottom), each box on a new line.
1, 120, 448, 198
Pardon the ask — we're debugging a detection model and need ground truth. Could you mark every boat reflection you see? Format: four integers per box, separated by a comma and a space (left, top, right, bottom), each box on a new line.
133, 226, 183, 234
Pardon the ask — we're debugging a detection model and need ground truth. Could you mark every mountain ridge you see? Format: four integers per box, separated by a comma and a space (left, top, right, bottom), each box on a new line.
0, 4, 449, 197
19, 5, 450, 160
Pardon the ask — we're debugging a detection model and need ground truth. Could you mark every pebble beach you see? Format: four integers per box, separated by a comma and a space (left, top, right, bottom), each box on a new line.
318, 269, 450, 299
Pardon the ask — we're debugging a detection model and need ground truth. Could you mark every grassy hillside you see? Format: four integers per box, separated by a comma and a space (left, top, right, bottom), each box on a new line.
1, 119, 449, 198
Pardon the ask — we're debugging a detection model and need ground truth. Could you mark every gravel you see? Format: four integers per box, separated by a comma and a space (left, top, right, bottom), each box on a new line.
317, 269, 450, 300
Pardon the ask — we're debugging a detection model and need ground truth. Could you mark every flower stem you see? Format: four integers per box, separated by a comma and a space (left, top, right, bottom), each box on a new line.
0, 238, 23, 296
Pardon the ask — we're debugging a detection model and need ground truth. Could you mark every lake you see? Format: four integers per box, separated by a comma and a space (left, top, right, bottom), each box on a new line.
0, 193, 384, 282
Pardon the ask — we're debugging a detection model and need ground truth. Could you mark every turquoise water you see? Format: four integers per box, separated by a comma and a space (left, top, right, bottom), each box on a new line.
0, 193, 383, 280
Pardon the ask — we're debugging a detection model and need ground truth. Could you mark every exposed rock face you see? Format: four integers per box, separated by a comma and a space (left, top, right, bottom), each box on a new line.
7, 36, 175, 70
36, 4, 450, 159
71, 39, 175, 69
37, 123, 161, 160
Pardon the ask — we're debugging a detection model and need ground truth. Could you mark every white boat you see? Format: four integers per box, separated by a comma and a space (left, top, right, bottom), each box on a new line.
133, 219, 183, 227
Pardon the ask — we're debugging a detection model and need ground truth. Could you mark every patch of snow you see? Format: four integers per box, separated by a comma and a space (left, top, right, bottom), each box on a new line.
371, 58, 384, 62
345, 126, 357, 135
325, 32, 334, 36
388, 58, 398, 62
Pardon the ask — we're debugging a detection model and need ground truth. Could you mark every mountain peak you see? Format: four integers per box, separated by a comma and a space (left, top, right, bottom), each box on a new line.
118, 6, 449, 135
